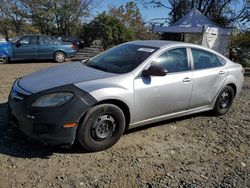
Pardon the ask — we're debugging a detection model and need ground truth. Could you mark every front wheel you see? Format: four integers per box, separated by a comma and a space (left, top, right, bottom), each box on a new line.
212, 86, 235, 116
2, 56, 9, 64
77, 104, 126, 152
54, 51, 65, 63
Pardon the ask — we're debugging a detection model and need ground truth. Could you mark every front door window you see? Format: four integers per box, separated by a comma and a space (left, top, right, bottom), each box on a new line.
151, 48, 189, 73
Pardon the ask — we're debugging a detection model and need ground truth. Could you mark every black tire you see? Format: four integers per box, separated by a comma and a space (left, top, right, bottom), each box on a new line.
77, 104, 126, 152
2, 56, 9, 64
54, 51, 65, 63
213, 85, 235, 116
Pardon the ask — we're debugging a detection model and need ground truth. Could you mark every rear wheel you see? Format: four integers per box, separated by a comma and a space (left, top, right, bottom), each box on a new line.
54, 51, 65, 63
212, 86, 235, 116
77, 104, 126, 152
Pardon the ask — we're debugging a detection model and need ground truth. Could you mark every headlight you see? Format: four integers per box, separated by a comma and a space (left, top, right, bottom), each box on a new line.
32, 92, 74, 107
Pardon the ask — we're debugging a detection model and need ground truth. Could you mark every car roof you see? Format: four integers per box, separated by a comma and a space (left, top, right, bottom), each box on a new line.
126, 40, 228, 59
127, 40, 205, 49
127, 40, 184, 48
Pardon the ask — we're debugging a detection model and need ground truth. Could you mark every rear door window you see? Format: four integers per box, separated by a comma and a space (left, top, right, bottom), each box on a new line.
39, 36, 54, 45
191, 48, 222, 70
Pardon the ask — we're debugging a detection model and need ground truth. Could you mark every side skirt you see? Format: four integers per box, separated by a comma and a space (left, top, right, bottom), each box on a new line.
128, 105, 213, 129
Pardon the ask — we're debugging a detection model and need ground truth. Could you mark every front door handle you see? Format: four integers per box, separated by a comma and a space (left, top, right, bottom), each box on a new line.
183, 77, 192, 82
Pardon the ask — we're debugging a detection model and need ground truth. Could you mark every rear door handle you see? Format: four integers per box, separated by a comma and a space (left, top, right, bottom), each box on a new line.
219, 71, 226, 75
183, 77, 192, 82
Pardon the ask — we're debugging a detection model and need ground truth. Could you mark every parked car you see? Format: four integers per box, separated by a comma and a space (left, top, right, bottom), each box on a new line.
8, 40, 244, 151
55, 35, 84, 49
0, 35, 77, 64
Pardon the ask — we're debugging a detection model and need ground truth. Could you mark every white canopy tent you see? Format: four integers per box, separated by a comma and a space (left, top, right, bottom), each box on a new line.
153, 8, 232, 56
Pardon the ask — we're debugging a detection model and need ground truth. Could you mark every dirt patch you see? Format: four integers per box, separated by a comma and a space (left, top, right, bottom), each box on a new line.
0, 62, 249, 187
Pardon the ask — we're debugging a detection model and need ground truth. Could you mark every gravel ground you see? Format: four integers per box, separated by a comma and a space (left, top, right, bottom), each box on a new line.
0, 62, 249, 188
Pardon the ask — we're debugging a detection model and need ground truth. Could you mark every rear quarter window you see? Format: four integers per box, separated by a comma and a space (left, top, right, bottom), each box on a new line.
218, 56, 227, 65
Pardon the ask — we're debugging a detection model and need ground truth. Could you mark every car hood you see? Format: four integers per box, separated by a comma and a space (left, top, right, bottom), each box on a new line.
18, 62, 117, 93
0, 42, 10, 48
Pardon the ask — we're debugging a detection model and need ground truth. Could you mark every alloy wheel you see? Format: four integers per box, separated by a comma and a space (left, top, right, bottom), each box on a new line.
56, 53, 65, 63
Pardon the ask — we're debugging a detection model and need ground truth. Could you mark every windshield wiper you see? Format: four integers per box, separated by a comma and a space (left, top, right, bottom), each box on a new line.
86, 64, 108, 72
82, 59, 109, 72
81, 59, 90, 65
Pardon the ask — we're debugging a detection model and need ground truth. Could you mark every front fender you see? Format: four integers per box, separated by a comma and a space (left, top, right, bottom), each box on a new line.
0, 42, 12, 58
90, 87, 132, 105
0, 50, 9, 63
74, 82, 135, 122
0, 50, 8, 57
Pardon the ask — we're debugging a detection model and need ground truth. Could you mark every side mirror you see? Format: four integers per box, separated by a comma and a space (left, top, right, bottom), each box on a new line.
142, 65, 167, 77
15, 42, 21, 48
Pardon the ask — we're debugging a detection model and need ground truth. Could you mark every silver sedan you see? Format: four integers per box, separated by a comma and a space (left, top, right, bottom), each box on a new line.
8, 40, 244, 151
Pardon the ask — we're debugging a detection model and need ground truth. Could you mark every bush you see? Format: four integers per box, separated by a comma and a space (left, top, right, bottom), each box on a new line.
81, 13, 134, 49
232, 31, 250, 67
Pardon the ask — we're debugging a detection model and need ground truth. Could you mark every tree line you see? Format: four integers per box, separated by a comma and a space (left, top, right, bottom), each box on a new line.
0, 1, 158, 48
0, 0, 98, 40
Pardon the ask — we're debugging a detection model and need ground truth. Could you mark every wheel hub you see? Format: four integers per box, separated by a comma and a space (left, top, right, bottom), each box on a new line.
220, 92, 230, 108
56, 53, 64, 62
91, 115, 116, 140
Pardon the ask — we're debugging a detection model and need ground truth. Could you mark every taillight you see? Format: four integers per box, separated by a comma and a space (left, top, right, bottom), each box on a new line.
70, 42, 77, 48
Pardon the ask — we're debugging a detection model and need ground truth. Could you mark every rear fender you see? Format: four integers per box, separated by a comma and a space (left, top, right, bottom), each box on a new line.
223, 74, 243, 97
210, 74, 242, 109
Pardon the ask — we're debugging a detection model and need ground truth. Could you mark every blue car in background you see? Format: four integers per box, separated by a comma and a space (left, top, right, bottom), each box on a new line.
0, 35, 77, 64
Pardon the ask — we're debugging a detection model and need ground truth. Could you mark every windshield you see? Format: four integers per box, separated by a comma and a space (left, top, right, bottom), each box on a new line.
11, 36, 21, 44
85, 44, 158, 74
